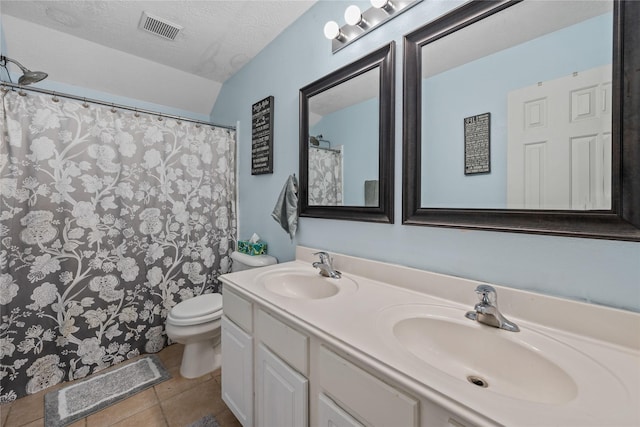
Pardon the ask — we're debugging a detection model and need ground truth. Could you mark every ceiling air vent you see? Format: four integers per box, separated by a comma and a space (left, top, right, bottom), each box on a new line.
139, 11, 182, 41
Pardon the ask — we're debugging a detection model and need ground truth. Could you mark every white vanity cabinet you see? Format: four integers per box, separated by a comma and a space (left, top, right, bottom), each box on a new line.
222, 287, 310, 427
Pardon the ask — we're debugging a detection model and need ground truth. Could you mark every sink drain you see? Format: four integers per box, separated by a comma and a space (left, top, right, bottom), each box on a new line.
467, 375, 488, 388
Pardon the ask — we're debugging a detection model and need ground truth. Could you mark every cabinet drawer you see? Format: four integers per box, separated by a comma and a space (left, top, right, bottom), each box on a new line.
222, 286, 252, 333
318, 346, 418, 427
318, 393, 364, 427
256, 309, 309, 375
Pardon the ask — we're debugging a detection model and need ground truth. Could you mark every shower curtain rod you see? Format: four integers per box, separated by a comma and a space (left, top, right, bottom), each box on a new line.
0, 81, 236, 131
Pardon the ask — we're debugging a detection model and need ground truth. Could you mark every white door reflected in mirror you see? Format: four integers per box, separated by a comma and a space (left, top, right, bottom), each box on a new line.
507, 65, 612, 210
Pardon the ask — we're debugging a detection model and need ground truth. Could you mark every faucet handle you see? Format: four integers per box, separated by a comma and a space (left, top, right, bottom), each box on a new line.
313, 251, 331, 265
474, 284, 497, 305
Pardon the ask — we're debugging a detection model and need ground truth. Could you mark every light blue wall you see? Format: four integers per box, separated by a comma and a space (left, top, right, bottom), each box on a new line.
422, 13, 613, 208
311, 97, 379, 205
211, 1, 640, 312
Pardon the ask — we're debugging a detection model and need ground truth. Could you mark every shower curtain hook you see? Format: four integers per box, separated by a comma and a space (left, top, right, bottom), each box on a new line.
134, 108, 140, 118
157, 114, 163, 121
51, 92, 59, 102
110, 103, 117, 113
82, 98, 89, 108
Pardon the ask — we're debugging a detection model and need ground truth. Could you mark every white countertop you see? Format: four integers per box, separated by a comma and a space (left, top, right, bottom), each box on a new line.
220, 246, 640, 426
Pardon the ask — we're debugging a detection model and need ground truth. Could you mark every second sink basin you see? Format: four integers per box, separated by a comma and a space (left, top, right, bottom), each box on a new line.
377, 304, 626, 405
256, 268, 358, 300
393, 314, 576, 404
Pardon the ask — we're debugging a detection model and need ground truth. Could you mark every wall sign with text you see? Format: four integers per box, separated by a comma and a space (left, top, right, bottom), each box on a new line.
464, 112, 491, 175
251, 96, 274, 175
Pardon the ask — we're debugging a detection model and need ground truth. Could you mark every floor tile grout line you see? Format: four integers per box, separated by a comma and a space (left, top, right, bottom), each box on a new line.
2, 405, 11, 427
153, 385, 170, 426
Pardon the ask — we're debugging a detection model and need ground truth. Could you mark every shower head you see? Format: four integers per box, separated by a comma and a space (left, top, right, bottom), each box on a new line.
0, 55, 48, 85
310, 134, 331, 148
310, 134, 329, 146
19, 70, 48, 85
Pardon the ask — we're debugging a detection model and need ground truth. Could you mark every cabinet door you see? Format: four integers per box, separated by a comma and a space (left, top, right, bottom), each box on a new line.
318, 393, 364, 427
221, 316, 253, 427
256, 343, 308, 427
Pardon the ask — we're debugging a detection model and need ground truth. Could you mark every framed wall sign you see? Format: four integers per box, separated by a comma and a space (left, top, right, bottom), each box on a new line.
251, 96, 274, 175
464, 112, 490, 175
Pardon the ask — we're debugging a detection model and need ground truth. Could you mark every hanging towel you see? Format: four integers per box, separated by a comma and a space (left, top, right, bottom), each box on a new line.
271, 174, 299, 240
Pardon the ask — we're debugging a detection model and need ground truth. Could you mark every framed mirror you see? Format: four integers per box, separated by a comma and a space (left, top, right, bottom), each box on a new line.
300, 42, 395, 223
403, 0, 640, 240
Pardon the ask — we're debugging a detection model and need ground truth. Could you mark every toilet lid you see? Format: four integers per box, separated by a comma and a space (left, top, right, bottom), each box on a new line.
171, 293, 223, 320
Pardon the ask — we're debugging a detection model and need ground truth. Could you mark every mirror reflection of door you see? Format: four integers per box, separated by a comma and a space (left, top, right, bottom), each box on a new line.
420, 0, 613, 210
507, 65, 612, 210
308, 67, 380, 207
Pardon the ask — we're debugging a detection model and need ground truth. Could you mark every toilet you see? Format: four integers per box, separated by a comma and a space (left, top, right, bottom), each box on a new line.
165, 251, 277, 378
229, 250, 278, 272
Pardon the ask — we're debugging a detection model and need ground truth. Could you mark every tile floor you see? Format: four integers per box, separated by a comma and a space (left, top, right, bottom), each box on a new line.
1, 344, 242, 427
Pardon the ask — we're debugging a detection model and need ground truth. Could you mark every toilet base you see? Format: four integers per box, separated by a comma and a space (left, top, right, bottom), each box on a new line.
180, 340, 221, 379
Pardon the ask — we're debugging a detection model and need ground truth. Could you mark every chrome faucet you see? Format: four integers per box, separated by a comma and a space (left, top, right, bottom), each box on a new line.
312, 251, 342, 279
465, 284, 520, 332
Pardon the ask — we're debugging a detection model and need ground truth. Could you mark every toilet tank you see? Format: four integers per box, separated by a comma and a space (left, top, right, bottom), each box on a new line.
231, 251, 277, 272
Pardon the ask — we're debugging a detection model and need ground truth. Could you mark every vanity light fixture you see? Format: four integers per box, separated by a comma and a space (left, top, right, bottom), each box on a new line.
324, 0, 421, 53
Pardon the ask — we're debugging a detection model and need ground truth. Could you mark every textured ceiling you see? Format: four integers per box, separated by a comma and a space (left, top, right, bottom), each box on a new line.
1, 0, 316, 84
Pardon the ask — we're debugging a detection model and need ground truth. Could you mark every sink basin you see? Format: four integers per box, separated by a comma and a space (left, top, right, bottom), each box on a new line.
256, 268, 358, 300
376, 304, 625, 405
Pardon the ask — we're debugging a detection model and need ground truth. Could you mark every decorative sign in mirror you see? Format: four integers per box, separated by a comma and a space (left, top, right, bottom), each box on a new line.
300, 42, 395, 223
403, 0, 640, 240
464, 112, 491, 175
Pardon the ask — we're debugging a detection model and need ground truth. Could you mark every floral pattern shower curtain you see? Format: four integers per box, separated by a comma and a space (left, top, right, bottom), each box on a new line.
308, 147, 343, 205
0, 89, 236, 402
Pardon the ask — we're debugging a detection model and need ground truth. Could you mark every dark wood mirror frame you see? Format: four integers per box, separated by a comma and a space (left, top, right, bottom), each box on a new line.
299, 42, 395, 223
402, 0, 640, 241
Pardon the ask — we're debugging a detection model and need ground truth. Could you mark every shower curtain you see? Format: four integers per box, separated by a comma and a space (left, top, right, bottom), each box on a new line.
0, 88, 236, 402
308, 146, 343, 205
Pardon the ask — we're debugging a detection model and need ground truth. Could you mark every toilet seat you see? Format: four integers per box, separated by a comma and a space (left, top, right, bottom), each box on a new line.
167, 293, 223, 326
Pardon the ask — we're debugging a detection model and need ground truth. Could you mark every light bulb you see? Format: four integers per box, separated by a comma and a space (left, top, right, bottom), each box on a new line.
371, 0, 394, 12
344, 5, 362, 26
370, 0, 389, 8
323, 21, 340, 40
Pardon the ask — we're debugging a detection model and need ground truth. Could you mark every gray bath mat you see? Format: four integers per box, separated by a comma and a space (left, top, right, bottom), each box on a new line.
187, 413, 220, 427
44, 354, 170, 427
